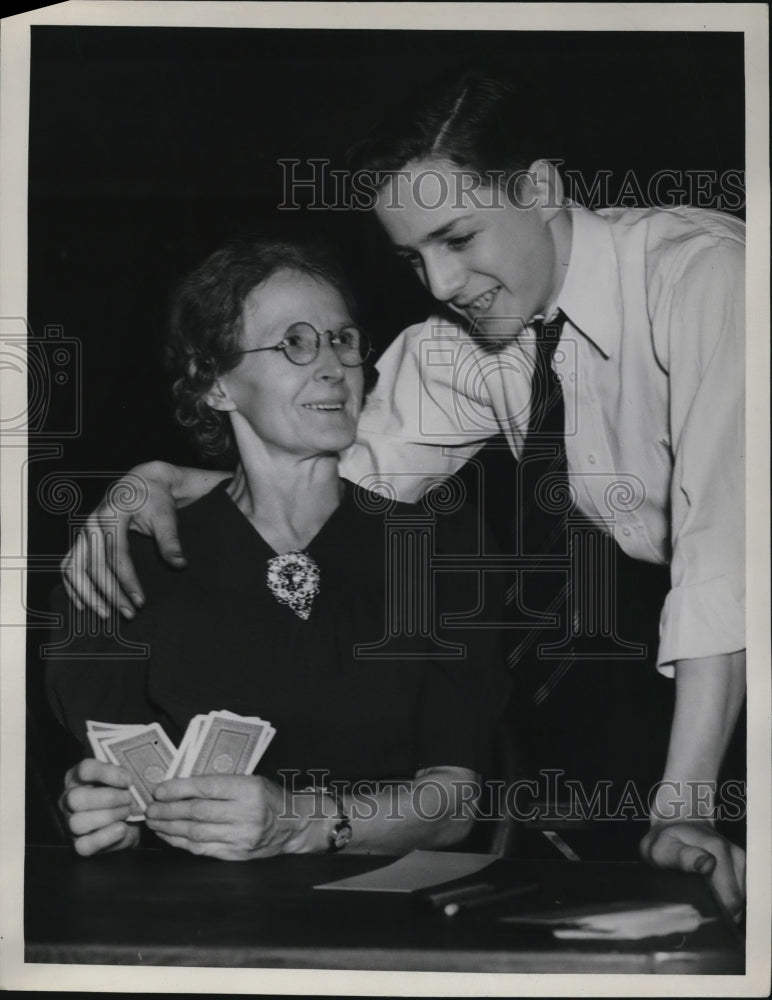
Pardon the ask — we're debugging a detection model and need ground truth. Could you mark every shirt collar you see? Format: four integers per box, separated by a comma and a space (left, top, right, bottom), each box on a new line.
554, 204, 623, 359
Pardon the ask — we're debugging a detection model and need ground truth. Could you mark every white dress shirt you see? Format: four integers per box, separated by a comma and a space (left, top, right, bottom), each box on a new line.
341, 205, 745, 674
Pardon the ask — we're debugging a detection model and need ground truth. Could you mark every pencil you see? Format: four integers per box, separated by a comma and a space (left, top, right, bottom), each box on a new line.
443, 882, 538, 917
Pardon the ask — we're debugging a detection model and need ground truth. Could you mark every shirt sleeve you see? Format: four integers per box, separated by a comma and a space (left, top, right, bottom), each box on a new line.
656, 238, 745, 672
340, 317, 498, 502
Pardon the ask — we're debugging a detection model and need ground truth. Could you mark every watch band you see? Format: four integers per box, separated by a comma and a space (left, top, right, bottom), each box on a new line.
324, 787, 352, 853
302, 784, 352, 853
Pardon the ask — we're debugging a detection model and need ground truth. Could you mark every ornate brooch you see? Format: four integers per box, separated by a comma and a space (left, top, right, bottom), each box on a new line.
266, 551, 320, 620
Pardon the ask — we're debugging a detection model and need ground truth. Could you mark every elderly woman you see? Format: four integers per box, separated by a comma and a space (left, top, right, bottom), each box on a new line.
48, 234, 509, 860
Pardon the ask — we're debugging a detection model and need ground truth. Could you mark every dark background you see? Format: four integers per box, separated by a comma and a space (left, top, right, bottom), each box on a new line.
25, 26, 745, 843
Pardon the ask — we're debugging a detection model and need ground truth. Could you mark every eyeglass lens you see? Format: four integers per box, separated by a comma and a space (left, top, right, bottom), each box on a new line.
284, 323, 368, 366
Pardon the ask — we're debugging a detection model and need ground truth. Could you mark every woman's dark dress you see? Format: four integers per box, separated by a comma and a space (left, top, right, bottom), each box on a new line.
47, 481, 510, 787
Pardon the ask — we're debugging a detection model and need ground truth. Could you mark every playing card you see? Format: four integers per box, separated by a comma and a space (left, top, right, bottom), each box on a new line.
87, 728, 109, 763
86, 711, 277, 815
213, 710, 275, 773
214, 710, 275, 773
187, 713, 270, 777
180, 714, 211, 777
87, 721, 120, 733
86, 722, 154, 820
87, 721, 147, 734
86, 722, 146, 764
247, 725, 275, 773
166, 714, 208, 779
101, 723, 176, 811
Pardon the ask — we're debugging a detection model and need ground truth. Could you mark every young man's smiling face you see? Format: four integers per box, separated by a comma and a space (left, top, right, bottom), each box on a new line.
374, 158, 571, 344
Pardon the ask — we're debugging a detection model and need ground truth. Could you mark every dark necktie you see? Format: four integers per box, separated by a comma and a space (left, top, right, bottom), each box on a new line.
510, 310, 575, 704
522, 311, 572, 551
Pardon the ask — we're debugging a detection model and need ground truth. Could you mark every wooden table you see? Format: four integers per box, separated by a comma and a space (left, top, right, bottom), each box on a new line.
24, 845, 743, 973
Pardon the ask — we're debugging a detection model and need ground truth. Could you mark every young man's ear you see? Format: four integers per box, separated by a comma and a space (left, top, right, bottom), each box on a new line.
204, 378, 237, 413
526, 158, 566, 220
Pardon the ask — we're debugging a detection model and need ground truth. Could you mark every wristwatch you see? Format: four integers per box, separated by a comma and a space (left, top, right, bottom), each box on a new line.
325, 788, 352, 853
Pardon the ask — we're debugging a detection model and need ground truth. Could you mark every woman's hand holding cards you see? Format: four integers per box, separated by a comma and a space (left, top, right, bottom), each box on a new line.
59, 758, 141, 856
145, 774, 313, 861
63, 711, 279, 859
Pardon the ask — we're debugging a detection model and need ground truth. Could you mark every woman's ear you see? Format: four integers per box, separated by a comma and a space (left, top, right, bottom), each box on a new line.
204, 377, 237, 413
527, 158, 566, 220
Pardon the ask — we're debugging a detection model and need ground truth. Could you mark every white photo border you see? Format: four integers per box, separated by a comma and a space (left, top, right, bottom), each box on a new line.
1, 2, 769, 995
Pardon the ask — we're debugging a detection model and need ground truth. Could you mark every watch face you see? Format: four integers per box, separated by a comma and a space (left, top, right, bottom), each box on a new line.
331, 819, 352, 851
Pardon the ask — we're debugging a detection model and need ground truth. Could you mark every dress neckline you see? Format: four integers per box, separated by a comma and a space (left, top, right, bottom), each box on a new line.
214, 476, 351, 560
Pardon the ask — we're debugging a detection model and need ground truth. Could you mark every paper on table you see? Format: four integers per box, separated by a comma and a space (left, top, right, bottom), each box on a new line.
314, 850, 496, 893
501, 901, 712, 940
553, 903, 711, 940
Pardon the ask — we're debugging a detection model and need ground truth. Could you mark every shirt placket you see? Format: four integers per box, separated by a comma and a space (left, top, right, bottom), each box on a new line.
558, 336, 614, 528
563, 343, 655, 560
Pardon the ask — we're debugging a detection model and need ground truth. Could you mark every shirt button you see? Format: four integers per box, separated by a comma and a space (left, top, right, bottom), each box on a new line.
587, 454, 596, 464
622, 527, 632, 537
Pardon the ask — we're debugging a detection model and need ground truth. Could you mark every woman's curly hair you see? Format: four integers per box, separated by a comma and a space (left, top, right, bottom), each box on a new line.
166, 234, 366, 461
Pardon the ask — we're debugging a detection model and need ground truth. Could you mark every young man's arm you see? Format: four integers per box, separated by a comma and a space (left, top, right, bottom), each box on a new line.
341, 317, 498, 498
62, 461, 229, 616
641, 651, 746, 920
642, 232, 747, 918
